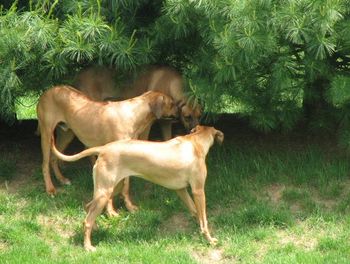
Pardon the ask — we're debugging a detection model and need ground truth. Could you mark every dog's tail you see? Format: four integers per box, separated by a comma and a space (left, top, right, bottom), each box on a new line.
51, 136, 102, 162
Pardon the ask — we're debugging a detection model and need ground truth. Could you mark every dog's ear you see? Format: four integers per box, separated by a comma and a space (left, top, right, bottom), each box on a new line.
190, 125, 200, 133
149, 95, 165, 119
214, 129, 224, 145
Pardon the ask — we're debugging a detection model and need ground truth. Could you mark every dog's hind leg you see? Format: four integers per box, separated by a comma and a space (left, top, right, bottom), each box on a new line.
84, 190, 111, 251
84, 166, 115, 251
105, 180, 124, 217
39, 121, 57, 195
51, 128, 75, 185
120, 178, 138, 213
176, 188, 197, 218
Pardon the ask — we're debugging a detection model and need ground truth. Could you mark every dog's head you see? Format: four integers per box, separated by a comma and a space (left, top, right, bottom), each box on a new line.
214, 129, 224, 145
178, 101, 202, 131
149, 92, 178, 120
191, 125, 224, 145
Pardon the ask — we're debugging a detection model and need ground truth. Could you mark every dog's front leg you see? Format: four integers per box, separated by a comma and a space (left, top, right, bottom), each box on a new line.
192, 188, 218, 245
159, 120, 172, 140
139, 124, 151, 140
176, 188, 197, 218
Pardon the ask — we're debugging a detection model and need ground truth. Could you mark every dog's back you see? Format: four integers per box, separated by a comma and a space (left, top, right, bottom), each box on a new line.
37, 86, 100, 117
39, 85, 90, 105
74, 66, 118, 101
73, 65, 184, 102
125, 66, 184, 102
96, 138, 196, 189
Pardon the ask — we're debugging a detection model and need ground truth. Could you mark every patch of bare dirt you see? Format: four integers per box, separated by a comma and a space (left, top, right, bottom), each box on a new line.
342, 179, 350, 190
290, 203, 303, 214
265, 184, 285, 204
276, 225, 317, 251
0, 120, 89, 194
0, 241, 10, 251
314, 197, 338, 210
0, 120, 42, 192
264, 182, 350, 213
159, 212, 192, 235
309, 180, 350, 211
254, 243, 269, 261
192, 248, 236, 264
37, 214, 75, 239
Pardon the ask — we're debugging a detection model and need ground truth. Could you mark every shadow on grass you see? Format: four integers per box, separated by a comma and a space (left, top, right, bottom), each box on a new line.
69, 205, 198, 248
11, 162, 199, 248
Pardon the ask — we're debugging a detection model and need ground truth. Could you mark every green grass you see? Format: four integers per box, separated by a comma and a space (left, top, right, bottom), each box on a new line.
1, 133, 350, 263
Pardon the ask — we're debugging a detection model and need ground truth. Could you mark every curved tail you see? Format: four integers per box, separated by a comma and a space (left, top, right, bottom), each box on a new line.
51, 136, 102, 162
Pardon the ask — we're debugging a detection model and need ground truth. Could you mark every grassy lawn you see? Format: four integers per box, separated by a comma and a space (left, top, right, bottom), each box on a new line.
1, 125, 350, 263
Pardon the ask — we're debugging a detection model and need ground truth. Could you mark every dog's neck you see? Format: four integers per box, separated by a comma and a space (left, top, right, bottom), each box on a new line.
189, 130, 215, 157
128, 98, 157, 137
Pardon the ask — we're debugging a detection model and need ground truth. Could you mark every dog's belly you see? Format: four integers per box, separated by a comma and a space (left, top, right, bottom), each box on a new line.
142, 176, 188, 190
130, 171, 189, 190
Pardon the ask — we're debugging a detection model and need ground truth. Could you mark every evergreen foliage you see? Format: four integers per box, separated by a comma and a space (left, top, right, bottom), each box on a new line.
1, 0, 350, 142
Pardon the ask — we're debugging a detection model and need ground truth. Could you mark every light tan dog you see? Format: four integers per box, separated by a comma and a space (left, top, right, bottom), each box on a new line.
74, 65, 202, 140
36, 85, 177, 215
74, 66, 117, 101
51, 125, 224, 251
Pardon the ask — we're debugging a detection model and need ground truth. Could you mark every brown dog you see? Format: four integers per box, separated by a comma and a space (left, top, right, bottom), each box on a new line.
36, 85, 177, 215
51, 125, 224, 251
74, 65, 202, 140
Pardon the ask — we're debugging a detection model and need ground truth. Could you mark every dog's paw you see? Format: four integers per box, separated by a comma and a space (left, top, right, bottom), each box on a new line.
106, 209, 120, 218
46, 187, 57, 196
126, 204, 139, 213
84, 244, 96, 252
62, 178, 71, 185
209, 237, 218, 246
